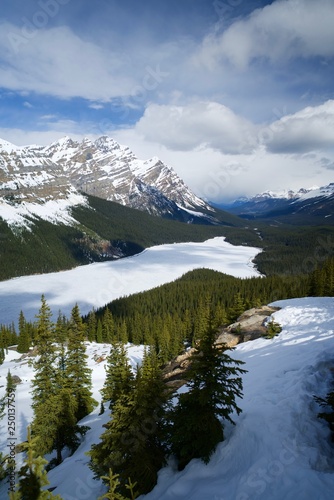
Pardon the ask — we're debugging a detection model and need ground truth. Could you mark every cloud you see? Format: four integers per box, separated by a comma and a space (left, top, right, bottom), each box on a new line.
265, 100, 334, 153
135, 101, 258, 154
88, 103, 105, 110
0, 23, 137, 101
196, 0, 334, 70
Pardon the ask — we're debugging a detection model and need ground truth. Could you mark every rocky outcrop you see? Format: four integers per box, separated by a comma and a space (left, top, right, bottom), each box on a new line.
216, 305, 281, 345
162, 305, 281, 389
162, 348, 196, 389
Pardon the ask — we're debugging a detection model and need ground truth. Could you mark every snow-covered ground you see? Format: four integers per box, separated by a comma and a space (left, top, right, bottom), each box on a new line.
0, 237, 261, 326
1, 297, 334, 499
143, 297, 334, 500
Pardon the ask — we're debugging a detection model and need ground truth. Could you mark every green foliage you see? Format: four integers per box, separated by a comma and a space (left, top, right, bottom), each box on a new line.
89, 268, 308, 350
65, 304, 97, 421
264, 320, 283, 339
170, 323, 246, 470
31, 296, 58, 410
17, 311, 31, 354
310, 257, 334, 296
101, 343, 134, 410
30, 299, 94, 464
89, 349, 169, 496
13, 427, 62, 500
98, 469, 138, 500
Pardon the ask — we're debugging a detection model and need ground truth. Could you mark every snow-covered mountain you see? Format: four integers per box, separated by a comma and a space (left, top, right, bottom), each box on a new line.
220, 183, 334, 221
0, 136, 213, 228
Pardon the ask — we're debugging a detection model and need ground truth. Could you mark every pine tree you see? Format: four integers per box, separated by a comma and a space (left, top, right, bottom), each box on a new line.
90, 348, 169, 496
102, 308, 114, 343
32, 301, 89, 463
65, 304, 97, 421
191, 297, 210, 347
170, 321, 247, 470
17, 311, 30, 354
31, 296, 57, 411
101, 343, 134, 410
32, 386, 85, 465
228, 292, 246, 322
86, 310, 97, 342
0, 346, 4, 365
98, 469, 138, 500
96, 319, 103, 343
13, 427, 62, 500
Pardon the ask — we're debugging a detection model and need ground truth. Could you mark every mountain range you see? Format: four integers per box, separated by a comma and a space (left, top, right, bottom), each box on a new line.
0, 135, 217, 228
216, 183, 334, 223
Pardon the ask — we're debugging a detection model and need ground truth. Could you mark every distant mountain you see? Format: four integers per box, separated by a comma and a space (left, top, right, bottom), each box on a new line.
0, 135, 218, 227
217, 183, 334, 223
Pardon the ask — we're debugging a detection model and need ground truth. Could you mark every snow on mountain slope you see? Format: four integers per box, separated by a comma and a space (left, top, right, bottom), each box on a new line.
1, 298, 334, 499
0, 135, 211, 227
0, 188, 87, 231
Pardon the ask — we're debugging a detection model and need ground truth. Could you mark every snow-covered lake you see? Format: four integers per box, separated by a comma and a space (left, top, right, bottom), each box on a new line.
0, 237, 261, 325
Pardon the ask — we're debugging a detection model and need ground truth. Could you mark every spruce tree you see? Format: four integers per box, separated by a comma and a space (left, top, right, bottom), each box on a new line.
17, 311, 30, 354
98, 469, 138, 500
0, 346, 4, 365
89, 348, 169, 496
191, 297, 210, 347
96, 319, 103, 343
65, 304, 97, 421
102, 308, 114, 343
13, 427, 62, 500
228, 292, 246, 322
101, 342, 134, 410
31, 296, 57, 411
86, 310, 97, 342
32, 301, 89, 463
170, 322, 247, 470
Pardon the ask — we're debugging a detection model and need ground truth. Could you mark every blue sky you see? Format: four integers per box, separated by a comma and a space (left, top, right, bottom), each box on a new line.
0, 0, 334, 201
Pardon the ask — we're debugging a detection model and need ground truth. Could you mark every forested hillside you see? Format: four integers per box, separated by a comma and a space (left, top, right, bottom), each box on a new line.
0, 196, 236, 281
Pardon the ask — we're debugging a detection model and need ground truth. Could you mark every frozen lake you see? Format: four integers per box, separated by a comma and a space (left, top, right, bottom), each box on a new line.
0, 237, 261, 324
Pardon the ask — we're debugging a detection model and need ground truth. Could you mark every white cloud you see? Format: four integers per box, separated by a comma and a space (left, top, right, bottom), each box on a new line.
0, 23, 136, 101
88, 103, 105, 110
111, 126, 334, 202
196, 0, 334, 70
2, 100, 334, 203
135, 101, 258, 154
265, 100, 334, 153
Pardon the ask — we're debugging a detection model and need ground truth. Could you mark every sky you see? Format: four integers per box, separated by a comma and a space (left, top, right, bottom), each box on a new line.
0, 0, 334, 201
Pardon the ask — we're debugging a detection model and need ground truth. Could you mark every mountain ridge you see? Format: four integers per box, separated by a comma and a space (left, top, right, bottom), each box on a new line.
216, 182, 334, 223
0, 135, 215, 228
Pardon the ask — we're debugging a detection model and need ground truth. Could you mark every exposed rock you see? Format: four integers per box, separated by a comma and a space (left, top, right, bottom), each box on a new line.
162, 305, 281, 388
216, 305, 281, 345
11, 375, 22, 385
162, 348, 195, 389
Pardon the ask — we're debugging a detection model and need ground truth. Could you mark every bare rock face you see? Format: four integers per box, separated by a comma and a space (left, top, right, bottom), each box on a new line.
216, 305, 281, 345
162, 348, 196, 389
